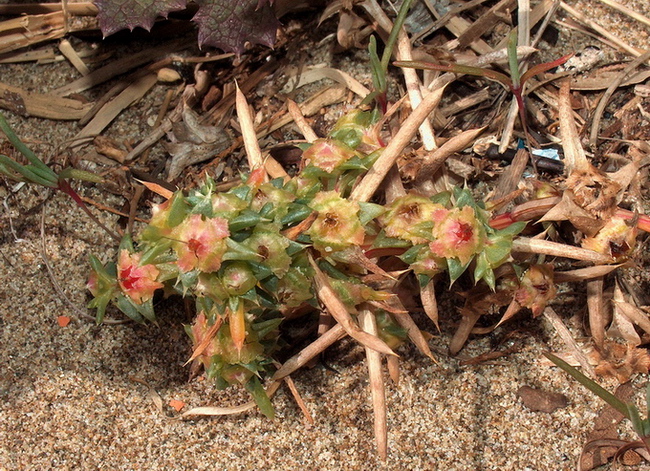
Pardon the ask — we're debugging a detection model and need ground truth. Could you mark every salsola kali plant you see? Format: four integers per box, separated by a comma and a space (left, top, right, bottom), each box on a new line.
86, 106, 528, 417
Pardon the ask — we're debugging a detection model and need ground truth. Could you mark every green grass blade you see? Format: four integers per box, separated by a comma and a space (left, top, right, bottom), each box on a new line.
0, 155, 57, 187
380, 0, 414, 72
507, 30, 520, 88
519, 54, 573, 86
0, 112, 50, 173
544, 352, 632, 419
393, 61, 511, 87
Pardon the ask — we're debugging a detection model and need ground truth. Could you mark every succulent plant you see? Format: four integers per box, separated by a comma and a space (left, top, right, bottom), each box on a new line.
87, 106, 528, 416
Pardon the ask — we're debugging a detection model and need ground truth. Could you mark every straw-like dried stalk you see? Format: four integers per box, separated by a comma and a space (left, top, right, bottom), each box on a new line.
359, 308, 388, 461
350, 85, 446, 202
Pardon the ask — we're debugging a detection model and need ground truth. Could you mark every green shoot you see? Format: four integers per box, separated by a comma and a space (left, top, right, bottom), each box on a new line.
393, 34, 572, 149
0, 112, 120, 241
365, 0, 415, 112
545, 351, 650, 450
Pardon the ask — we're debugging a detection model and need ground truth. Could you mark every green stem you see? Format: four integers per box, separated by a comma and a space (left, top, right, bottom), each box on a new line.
380, 0, 415, 74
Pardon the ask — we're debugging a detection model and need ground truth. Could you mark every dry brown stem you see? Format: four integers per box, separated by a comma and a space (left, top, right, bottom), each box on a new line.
350, 85, 446, 202
309, 254, 397, 356
272, 323, 346, 380
587, 277, 607, 349
359, 308, 388, 461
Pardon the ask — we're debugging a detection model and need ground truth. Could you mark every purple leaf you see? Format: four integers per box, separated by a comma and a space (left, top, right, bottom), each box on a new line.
193, 0, 279, 55
95, 0, 188, 36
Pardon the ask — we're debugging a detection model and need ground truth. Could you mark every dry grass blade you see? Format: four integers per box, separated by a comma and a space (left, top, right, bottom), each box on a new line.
256, 86, 347, 139
597, 0, 650, 27
285, 66, 370, 98
0, 3, 98, 15
386, 355, 400, 384
492, 149, 530, 201
58, 39, 90, 75
449, 310, 481, 356
73, 74, 157, 145
558, 79, 590, 174
360, 0, 437, 151
287, 99, 318, 143
309, 254, 397, 356
559, 1, 643, 57
613, 282, 650, 337
0, 11, 84, 55
181, 381, 282, 418
543, 307, 596, 377
456, 0, 518, 49
414, 127, 486, 186
495, 299, 522, 328
350, 85, 446, 202
272, 323, 346, 380
53, 40, 192, 97
589, 50, 650, 148
587, 277, 607, 349
554, 264, 625, 283
130, 377, 166, 416
262, 153, 290, 181
283, 376, 314, 425
359, 308, 388, 461
184, 318, 223, 366
135, 179, 174, 199
512, 237, 612, 263
236, 84, 264, 172
384, 297, 437, 361
0, 81, 92, 120
420, 279, 440, 331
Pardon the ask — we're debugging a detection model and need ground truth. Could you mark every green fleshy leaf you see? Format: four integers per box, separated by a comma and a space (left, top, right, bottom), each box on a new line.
139, 239, 173, 265
358, 202, 385, 226
115, 295, 146, 323
118, 234, 135, 253
495, 221, 527, 237
331, 128, 363, 149
281, 204, 312, 226
251, 317, 282, 338
168, 192, 190, 227
447, 257, 470, 285
285, 240, 308, 256
473, 253, 489, 282
87, 291, 114, 324
485, 238, 513, 265
249, 261, 273, 281
230, 184, 251, 202
482, 267, 496, 290
368, 35, 386, 94
399, 244, 426, 264
229, 209, 262, 232
246, 376, 275, 419
373, 231, 412, 249
224, 238, 262, 262
136, 299, 157, 323
417, 273, 433, 288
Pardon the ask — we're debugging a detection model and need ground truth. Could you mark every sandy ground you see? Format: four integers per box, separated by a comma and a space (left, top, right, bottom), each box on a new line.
1, 1, 650, 470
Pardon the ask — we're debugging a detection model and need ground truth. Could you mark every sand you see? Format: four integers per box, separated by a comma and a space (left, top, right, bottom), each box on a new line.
1, 1, 649, 469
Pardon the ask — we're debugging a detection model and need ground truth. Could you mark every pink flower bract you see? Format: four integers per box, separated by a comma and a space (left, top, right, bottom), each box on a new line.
173, 214, 230, 273
429, 206, 484, 266
307, 191, 365, 253
303, 139, 356, 173
117, 250, 163, 304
